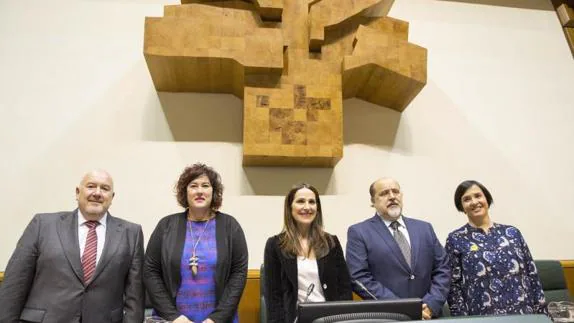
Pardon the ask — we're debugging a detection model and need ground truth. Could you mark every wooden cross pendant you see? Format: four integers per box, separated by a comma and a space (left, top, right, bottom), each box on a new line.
189, 255, 199, 276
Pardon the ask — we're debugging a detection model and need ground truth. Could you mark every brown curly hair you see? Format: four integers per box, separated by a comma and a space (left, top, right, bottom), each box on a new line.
175, 163, 224, 211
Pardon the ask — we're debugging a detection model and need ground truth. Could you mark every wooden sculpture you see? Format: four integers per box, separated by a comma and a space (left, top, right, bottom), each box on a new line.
551, 0, 574, 57
144, 0, 427, 167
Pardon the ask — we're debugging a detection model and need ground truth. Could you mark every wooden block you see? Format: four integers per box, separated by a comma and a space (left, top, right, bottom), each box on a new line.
551, 0, 574, 10
251, 0, 283, 21
308, 0, 391, 51
558, 3, 574, 27
342, 25, 427, 111
243, 81, 343, 167
564, 27, 574, 57
144, 7, 283, 94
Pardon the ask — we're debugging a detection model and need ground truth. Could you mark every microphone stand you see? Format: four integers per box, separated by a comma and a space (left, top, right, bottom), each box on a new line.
293, 283, 315, 323
353, 280, 377, 300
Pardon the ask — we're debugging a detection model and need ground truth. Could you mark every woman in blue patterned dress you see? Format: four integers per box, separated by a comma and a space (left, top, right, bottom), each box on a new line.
144, 163, 248, 323
445, 180, 547, 316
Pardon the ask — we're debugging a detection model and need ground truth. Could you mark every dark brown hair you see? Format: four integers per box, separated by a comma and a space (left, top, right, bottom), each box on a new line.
454, 180, 494, 212
175, 163, 223, 211
278, 183, 333, 259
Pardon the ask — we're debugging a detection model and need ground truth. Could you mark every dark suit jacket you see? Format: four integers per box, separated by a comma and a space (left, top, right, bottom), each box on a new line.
0, 210, 145, 323
264, 234, 353, 323
346, 215, 450, 316
143, 211, 248, 323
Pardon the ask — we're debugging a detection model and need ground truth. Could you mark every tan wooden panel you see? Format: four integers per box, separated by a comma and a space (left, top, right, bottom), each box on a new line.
560, 260, 574, 296
557, 3, 574, 27
181, 0, 283, 21
238, 269, 262, 323
342, 25, 427, 112
308, 0, 384, 51
564, 27, 574, 57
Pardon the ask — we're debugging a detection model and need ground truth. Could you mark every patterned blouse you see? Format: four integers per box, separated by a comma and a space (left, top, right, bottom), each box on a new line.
445, 223, 547, 316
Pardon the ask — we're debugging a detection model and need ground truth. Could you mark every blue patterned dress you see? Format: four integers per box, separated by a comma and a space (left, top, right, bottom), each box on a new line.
175, 219, 239, 323
445, 223, 547, 316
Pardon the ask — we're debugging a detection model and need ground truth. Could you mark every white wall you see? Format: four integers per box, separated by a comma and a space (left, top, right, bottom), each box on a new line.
1, 0, 573, 270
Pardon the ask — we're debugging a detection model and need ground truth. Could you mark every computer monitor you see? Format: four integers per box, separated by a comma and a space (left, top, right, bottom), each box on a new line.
296, 298, 422, 323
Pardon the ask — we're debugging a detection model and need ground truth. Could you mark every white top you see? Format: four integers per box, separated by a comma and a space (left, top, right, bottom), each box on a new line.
380, 215, 411, 246
297, 257, 326, 303
78, 210, 107, 264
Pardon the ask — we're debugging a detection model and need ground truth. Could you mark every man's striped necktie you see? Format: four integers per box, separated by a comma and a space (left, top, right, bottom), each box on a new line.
81, 220, 99, 283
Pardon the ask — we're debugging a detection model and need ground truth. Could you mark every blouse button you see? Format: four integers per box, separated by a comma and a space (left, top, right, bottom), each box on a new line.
410, 275, 415, 280
323, 283, 327, 290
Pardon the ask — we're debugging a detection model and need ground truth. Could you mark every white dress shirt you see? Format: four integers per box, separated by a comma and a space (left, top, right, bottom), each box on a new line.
78, 210, 107, 265
380, 214, 411, 246
297, 257, 326, 303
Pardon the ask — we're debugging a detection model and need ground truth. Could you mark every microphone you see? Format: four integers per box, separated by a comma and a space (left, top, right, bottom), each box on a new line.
353, 280, 377, 300
303, 283, 315, 303
293, 283, 315, 323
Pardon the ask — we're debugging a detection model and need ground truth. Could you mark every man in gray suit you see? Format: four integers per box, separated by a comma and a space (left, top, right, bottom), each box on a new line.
0, 170, 144, 323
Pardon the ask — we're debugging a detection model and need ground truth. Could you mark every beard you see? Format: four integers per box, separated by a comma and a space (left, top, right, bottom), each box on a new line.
387, 205, 402, 218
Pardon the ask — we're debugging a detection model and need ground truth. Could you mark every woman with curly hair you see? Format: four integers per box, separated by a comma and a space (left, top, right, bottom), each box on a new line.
144, 163, 248, 323
263, 183, 352, 323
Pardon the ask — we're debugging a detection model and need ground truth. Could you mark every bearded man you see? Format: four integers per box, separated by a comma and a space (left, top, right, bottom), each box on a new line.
346, 177, 451, 320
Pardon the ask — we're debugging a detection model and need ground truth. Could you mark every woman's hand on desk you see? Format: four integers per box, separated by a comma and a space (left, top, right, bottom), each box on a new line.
173, 315, 193, 323
422, 303, 432, 320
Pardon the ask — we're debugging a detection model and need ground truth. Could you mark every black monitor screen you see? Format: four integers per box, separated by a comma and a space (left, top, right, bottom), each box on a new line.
297, 298, 422, 323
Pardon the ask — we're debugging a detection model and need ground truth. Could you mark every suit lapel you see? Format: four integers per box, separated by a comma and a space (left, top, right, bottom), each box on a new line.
317, 252, 326, 281
280, 243, 298, 292
403, 216, 419, 269
370, 214, 411, 271
90, 213, 125, 285
57, 210, 84, 283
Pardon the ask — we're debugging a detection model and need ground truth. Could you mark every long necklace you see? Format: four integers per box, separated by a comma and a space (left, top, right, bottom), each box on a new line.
187, 217, 211, 277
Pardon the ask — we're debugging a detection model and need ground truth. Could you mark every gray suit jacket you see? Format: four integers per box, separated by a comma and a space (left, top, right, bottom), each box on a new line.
0, 210, 145, 323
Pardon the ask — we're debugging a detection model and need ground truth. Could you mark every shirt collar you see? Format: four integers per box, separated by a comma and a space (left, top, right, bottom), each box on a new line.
77, 210, 108, 229
378, 212, 406, 229
464, 221, 497, 233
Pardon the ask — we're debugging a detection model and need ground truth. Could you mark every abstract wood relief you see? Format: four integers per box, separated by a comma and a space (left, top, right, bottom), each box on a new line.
144, 0, 427, 167
552, 0, 574, 57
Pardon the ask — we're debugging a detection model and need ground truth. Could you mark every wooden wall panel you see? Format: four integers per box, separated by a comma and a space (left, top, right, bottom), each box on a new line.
560, 260, 574, 297
238, 269, 262, 323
